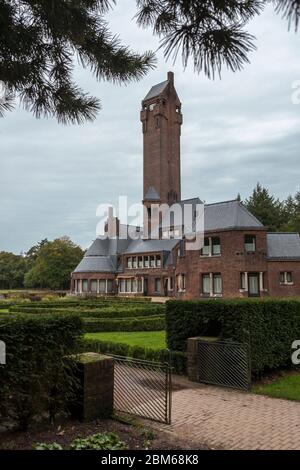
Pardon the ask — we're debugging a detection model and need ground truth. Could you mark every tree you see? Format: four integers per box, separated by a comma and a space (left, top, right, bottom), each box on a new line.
0, 0, 155, 123
135, 0, 300, 78
0, 251, 28, 289
281, 192, 300, 233
24, 237, 84, 290
1, 1, 299, 122
244, 183, 284, 231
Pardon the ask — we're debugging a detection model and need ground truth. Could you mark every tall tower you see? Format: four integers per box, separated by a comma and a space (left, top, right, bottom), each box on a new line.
141, 72, 183, 213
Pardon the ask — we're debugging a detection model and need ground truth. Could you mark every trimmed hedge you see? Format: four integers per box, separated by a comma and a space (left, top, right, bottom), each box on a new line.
82, 315, 165, 333
82, 338, 187, 375
0, 313, 83, 430
166, 299, 300, 375
9, 305, 165, 319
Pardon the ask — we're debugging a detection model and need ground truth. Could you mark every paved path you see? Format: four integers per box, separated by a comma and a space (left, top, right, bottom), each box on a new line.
149, 376, 300, 450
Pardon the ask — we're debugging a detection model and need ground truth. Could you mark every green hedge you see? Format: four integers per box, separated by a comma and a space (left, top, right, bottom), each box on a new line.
82, 315, 166, 333
9, 305, 165, 318
82, 338, 187, 375
166, 299, 300, 375
0, 313, 83, 430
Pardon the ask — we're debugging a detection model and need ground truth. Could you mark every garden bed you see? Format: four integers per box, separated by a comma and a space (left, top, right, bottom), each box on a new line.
0, 417, 209, 450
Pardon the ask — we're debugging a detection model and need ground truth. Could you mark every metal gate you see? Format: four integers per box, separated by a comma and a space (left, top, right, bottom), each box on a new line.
109, 355, 172, 424
197, 340, 251, 391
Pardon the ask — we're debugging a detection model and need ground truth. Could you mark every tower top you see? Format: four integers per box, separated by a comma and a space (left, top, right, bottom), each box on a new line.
143, 71, 176, 103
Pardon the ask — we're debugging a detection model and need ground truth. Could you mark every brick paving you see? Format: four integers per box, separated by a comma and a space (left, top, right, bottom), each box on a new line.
149, 376, 300, 450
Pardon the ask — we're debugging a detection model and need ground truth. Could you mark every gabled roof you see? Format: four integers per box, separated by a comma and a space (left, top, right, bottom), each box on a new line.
204, 200, 264, 231
145, 186, 160, 201
267, 233, 300, 260
144, 80, 168, 101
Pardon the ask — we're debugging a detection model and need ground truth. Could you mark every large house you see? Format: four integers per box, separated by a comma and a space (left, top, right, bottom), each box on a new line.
71, 72, 300, 299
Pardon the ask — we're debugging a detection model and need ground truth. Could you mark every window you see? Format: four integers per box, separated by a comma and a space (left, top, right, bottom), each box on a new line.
138, 256, 143, 268
91, 280, 98, 293
240, 273, 247, 290
138, 278, 143, 293
127, 257, 132, 269
213, 274, 222, 295
82, 280, 88, 293
156, 255, 161, 268
132, 257, 137, 269
201, 237, 221, 257
119, 279, 125, 293
107, 280, 113, 293
150, 255, 156, 268
132, 279, 137, 293
168, 277, 174, 291
182, 274, 186, 291
99, 280, 106, 294
280, 272, 293, 285
126, 279, 131, 293
155, 278, 161, 294
202, 273, 222, 296
245, 235, 256, 252
144, 256, 149, 268
201, 238, 210, 256
212, 237, 221, 256
202, 274, 211, 295
177, 274, 186, 292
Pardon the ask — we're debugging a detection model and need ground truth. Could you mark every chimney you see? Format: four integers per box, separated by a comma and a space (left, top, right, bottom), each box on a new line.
168, 71, 174, 84
104, 207, 120, 238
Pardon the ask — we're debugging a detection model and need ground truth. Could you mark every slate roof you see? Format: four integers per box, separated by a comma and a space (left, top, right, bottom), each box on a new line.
161, 199, 264, 232
204, 200, 264, 231
144, 80, 168, 101
145, 186, 160, 201
267, 233, 300, 260
74, 256, 116, 273
124, 238, 179, 255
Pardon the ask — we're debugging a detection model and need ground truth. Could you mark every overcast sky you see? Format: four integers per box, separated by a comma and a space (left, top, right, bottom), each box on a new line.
1, 2, 300, 254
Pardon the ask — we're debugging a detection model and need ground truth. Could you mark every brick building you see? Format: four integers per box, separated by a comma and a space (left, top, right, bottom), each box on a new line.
71, 73, 300, 299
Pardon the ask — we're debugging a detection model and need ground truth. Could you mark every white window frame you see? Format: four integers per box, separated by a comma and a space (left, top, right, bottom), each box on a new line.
280, 271, 294, 285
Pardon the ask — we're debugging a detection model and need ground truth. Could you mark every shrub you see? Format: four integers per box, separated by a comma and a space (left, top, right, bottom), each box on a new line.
82, 315, 165, 333
166, 299, 300, 375
34, 443, 63, 451
82, 338, 187, 375
9, 304, 165, 319
0, 313, 83, 430
70, 433, 126, 450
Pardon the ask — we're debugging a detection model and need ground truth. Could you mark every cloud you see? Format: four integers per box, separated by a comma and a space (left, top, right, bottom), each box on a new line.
0, 2, 300, 253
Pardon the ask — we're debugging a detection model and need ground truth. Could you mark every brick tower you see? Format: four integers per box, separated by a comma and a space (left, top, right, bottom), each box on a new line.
141, 72, 183, 215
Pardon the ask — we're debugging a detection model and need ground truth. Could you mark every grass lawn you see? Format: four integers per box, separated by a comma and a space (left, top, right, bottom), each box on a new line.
253, 372, 300, 402
85, 331, 167, 350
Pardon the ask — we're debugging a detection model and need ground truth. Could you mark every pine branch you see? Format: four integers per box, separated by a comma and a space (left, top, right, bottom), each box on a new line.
135, 0, 263, 78
0, 0, 155, 123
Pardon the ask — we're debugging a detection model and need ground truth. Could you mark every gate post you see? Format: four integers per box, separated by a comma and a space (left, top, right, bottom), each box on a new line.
70, 352, 114, 421
187, 337, 200, 382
